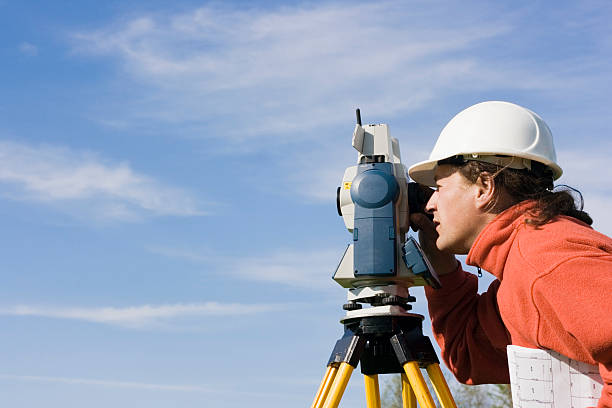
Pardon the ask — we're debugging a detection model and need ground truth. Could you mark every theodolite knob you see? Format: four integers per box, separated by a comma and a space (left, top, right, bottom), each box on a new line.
343, 302, 363, 311
381, 296, 415, 309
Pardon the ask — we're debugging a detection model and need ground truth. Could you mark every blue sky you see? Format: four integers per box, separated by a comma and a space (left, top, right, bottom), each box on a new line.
1, 1, 611, 407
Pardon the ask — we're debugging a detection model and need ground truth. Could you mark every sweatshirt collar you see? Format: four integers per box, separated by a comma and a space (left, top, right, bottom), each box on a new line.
466, 201, 537, 280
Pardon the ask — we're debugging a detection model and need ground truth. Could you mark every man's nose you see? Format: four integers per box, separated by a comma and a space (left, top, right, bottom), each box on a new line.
425, 191, 437, 213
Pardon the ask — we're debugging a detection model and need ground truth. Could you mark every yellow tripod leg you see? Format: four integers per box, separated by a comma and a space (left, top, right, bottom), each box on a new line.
364, 374, 381, 408
402, 362, 437, 408
311, 365, 338, 408
426, 364, 457, 408
401, 373, 417, 408
322, 362, 354, 408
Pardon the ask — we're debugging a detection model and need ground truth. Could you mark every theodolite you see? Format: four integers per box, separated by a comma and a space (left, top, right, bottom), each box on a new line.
311, 110, 457, 408
334, 109, 440, 320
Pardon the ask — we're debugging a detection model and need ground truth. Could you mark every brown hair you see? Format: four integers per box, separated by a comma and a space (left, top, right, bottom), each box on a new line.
438, 156, 593, 226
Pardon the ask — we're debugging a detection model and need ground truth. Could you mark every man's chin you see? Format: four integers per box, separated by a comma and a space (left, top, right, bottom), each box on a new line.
436, 239, 468, 255
435, 237, 449, 252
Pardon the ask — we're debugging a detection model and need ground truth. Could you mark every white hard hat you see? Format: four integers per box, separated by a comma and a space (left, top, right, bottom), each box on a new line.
408, 101, 563, 186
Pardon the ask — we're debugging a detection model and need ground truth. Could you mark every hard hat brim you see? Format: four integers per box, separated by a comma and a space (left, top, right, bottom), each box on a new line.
408, 154, 563, 187
408, 159, 438, 187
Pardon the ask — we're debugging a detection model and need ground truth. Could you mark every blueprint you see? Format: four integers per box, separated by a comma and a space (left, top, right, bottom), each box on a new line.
507, 345, 603, 408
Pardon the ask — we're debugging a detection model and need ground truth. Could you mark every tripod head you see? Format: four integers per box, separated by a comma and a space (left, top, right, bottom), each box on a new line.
334, 109, 440, 320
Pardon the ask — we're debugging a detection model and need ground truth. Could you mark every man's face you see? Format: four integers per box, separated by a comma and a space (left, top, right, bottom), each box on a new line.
425, 164, 482, 254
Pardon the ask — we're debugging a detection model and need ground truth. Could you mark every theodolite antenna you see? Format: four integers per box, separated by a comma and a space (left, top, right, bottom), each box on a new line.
356, 108, 362, 126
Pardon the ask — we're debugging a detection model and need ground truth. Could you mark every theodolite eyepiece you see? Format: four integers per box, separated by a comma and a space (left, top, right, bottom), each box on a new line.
407, 182, 434, 221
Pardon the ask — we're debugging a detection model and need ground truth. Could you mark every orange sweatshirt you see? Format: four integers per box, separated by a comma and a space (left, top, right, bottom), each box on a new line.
425, 201, 612, 407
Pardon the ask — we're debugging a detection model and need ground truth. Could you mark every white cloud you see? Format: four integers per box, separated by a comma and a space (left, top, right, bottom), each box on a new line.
0, 374, 213, 393
67, 2, 612, 205
0, 302, 280, 328
70, 2, 518, 140
557, 148, 612, 235
0, 140, 204, 220
581, 193, 612, 237
150, 246, 341, 289
0, 373, 308, 399
557, 148, 611, 194
232, 250, 340, 288
19, 42, 38, 56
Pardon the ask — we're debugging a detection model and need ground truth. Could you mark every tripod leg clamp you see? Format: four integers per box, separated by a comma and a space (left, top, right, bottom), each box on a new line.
327, 329, 367, 368
390, 329, 439, 367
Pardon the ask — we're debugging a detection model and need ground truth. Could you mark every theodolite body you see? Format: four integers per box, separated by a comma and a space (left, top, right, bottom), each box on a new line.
334, 115, 439, 297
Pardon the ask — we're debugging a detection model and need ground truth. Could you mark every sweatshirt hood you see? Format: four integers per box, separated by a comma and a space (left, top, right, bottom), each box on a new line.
466, 201, 537, 280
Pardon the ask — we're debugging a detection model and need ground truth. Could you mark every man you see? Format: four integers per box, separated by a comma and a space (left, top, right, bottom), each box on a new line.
408, 101, 611, 407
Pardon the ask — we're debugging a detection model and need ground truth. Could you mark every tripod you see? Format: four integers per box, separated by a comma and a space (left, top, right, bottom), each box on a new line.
311, 313, 457, 408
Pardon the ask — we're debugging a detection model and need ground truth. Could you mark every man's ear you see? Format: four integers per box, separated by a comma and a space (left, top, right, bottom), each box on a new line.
474, 172, 496, 211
